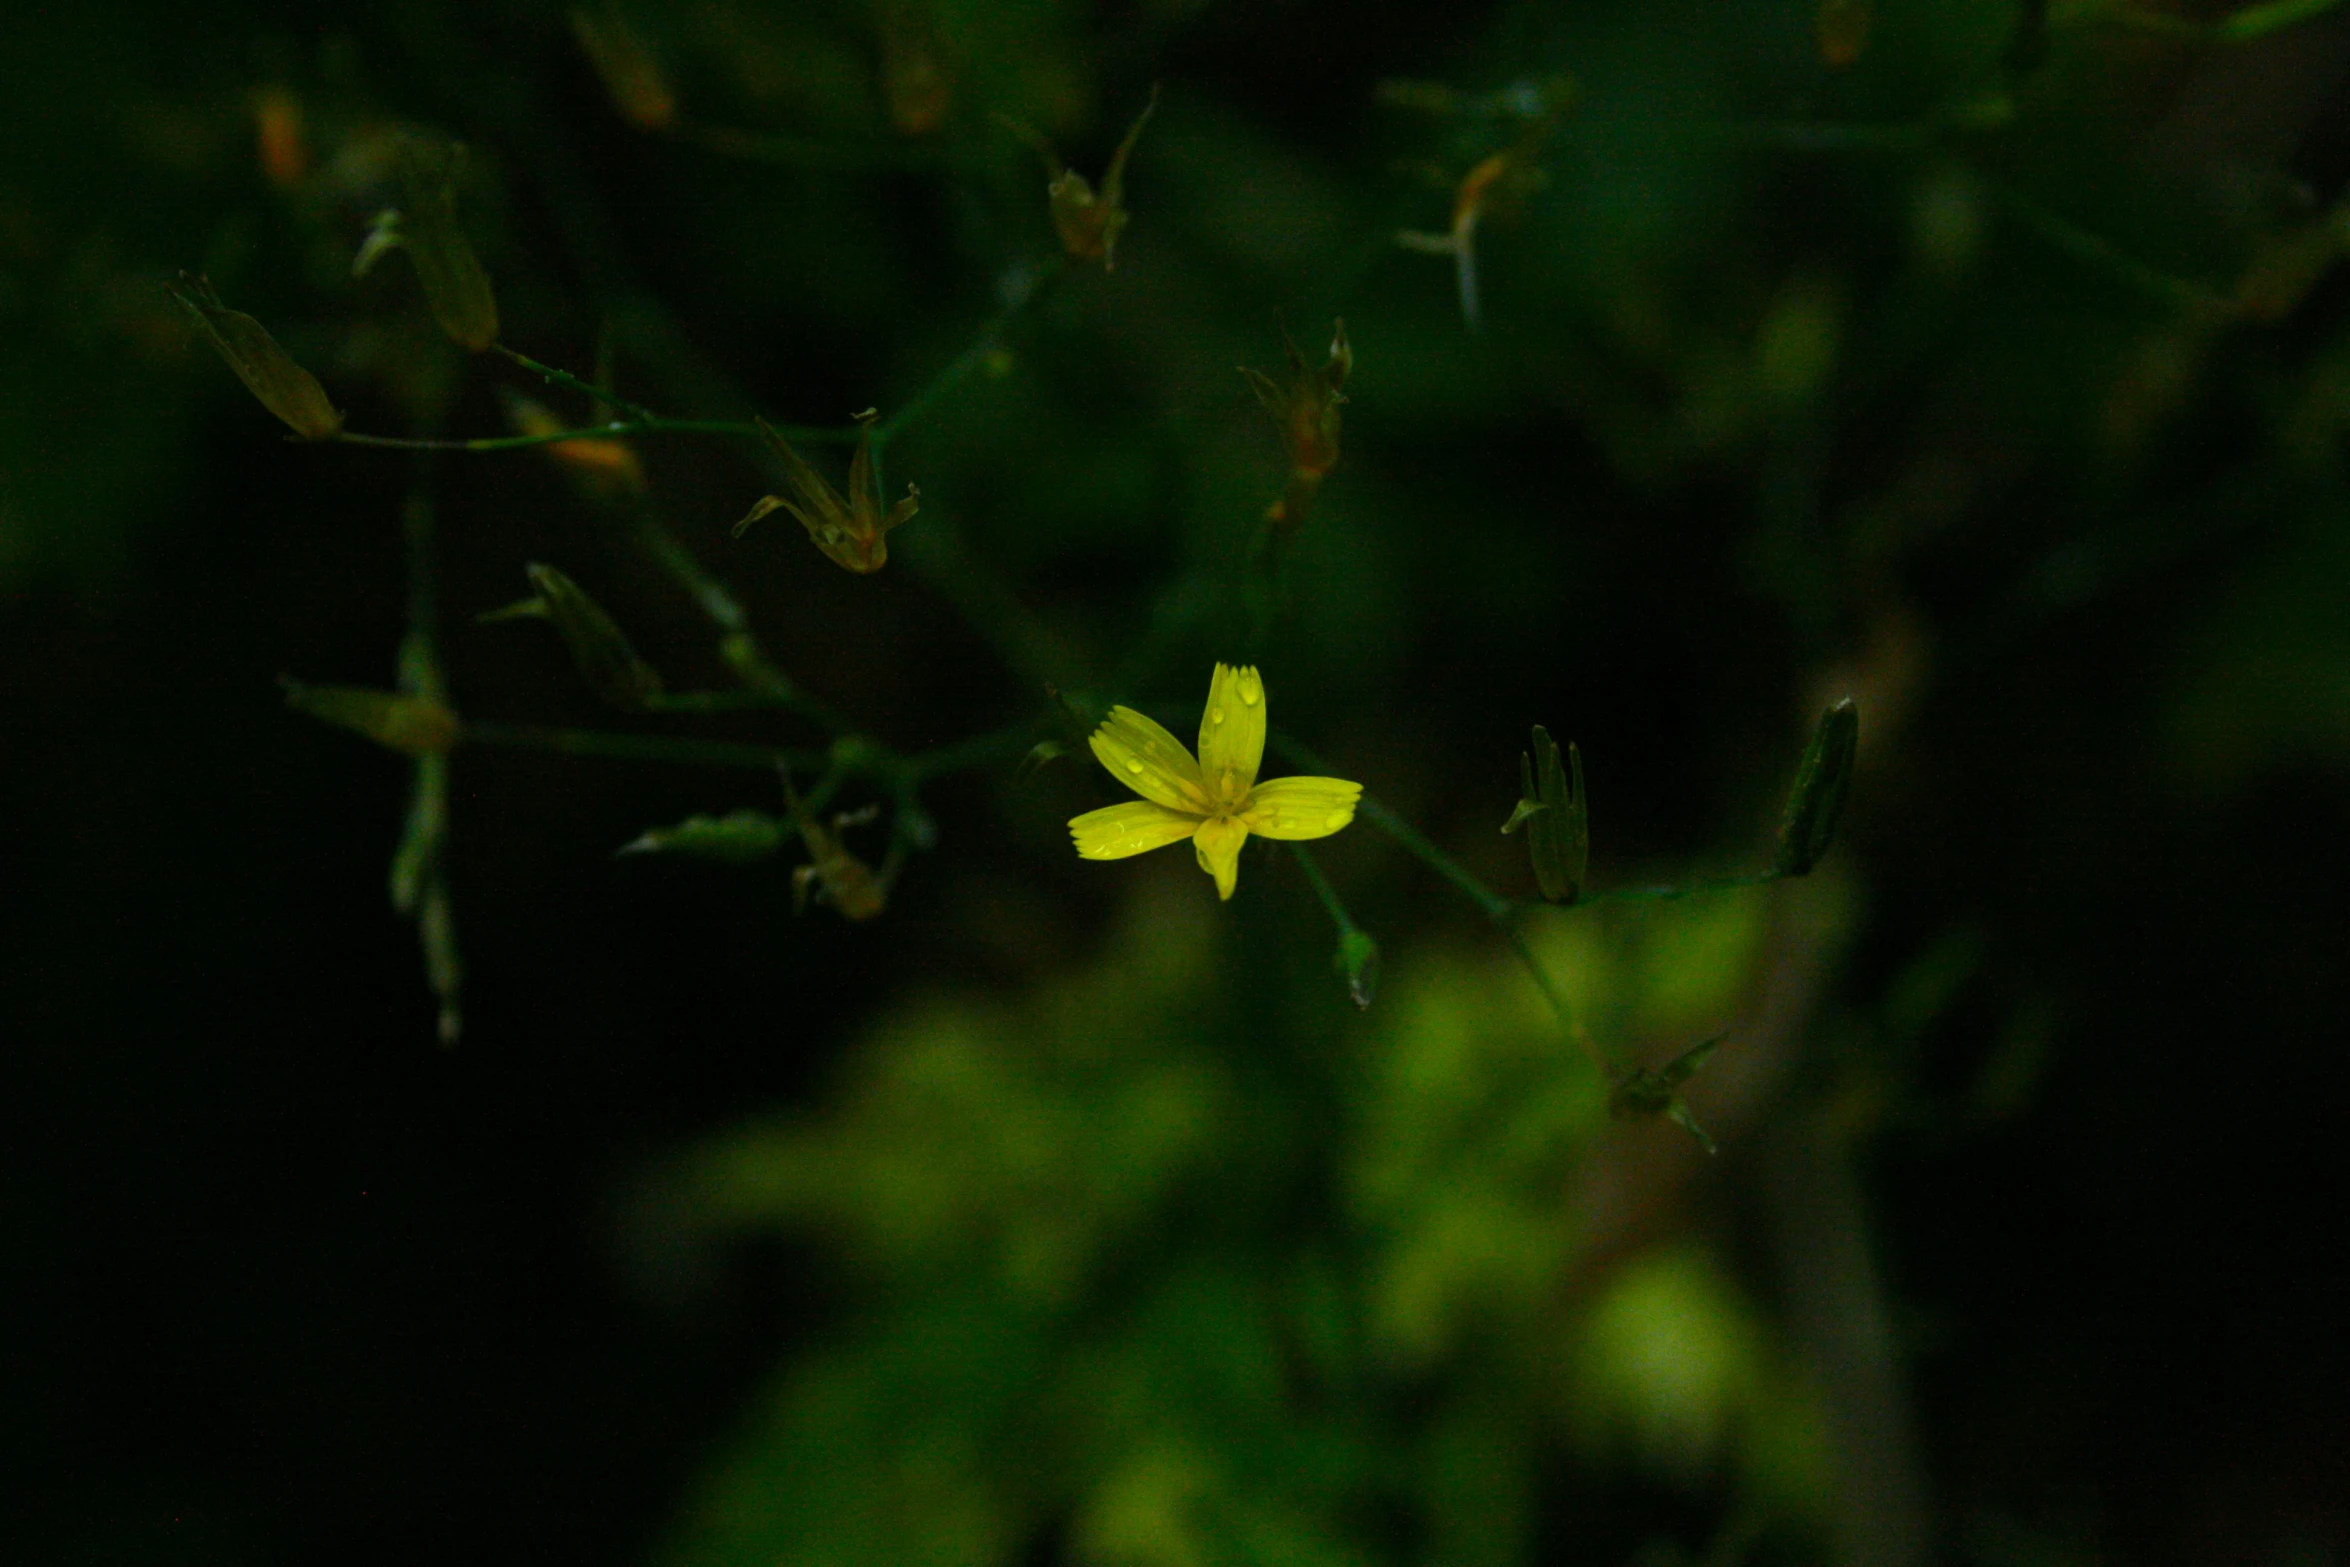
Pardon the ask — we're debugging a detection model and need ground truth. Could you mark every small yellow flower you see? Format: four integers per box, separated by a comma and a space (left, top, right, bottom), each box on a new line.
1068, 664, 1362, 900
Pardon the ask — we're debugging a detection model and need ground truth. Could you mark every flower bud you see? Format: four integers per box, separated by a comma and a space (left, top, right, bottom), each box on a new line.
1609, 1033, 1727, 1153
1241, 320, 1352, 528
877, 0, 952, 136
168, 275, 344, 441
394, 135, 500, 352
1021, 86, 1158, 270
570, 4, 677, 132
618, 810, 787, 863
251, 87, 309, 189
1335, 928, 1381, 1010
736, 412, 915, 574
1816, 0, 1873, 66
1510, 725, 1587, 904
503, 389, 647, 503
282, 677, 459, 756
2230, 200, 2350, 323
1775, 697, 1858, 877
492, 564, 666, 711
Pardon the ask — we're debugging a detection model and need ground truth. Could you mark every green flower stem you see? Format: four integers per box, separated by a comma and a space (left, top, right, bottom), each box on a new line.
491, 342, 665, 425
1267, 730, 1607, 1060
639, 690, 782, 713
1499, 921, 1619, 1077
333, 417, 852, 452
875, 256, 1067, 450
1270, 732, 1513, 924
620, 503, 856, 737
2210, 0, 2346, 40
495, 343, 858, 445
670, 118, 962, 172
1980, 178, 2225, 314
457, 715, 1033, 792
2056, 0, 2344, 40
1722, 116, 2229, 316
460, 721, 826, 772
903, 719, 1044, 782
861, 258, 1081, 693
1288, 842, 1362, 941
1728, 120, 1935, 152
1553, 869, 1785, 914
398, 459, 463, 1045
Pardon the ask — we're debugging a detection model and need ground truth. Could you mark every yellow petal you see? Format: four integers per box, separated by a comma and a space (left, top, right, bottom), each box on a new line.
1069, 800, 1201, 860
1239, 776, 1362, 840
1089, 706, 1209, 812
1196, 663, 1266, 803
1190, 815, 1248, 900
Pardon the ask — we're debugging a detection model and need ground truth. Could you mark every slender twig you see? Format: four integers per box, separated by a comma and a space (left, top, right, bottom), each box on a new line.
493, 342, 660, 423
1566, 869, 1785, 913
1500, 921, 1618, 1076
1726, 120, 1936, 152
623, 500, 855, 736
1265, 730, 1609, 1062
903, 718, 1045, 782
669, 118, 959, 172
334, 417, 855, 452
876, 257, 1067, 449
2055, 0, 2347, 41
1981, 178, 2227, 313
398, 455, 463, 1046
460, 720, 824, 771
1271, 733, 1514, 923
1289, 841, 1363, 941
639, 690, 782, 713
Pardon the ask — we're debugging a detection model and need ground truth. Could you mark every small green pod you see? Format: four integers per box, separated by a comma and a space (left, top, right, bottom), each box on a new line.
1775, 697, 1859, 877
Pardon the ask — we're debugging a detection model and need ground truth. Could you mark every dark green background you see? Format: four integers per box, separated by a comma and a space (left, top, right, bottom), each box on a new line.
4, 1, 2347, 1563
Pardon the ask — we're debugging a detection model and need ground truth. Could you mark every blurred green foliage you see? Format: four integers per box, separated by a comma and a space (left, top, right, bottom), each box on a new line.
652, 876, 1824, 1566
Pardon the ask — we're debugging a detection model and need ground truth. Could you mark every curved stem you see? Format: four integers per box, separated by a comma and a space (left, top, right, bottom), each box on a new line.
460, 720, 825, 772
333, 417, 853, 452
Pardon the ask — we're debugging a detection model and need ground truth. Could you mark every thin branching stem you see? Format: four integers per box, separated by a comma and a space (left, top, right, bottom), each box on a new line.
877, 257, 1068, 450
1288, 842, 1362, 940
1271, 732, 1514, 923
903, 719, 1044, 782
334, 417, 853, 452
492, 342, 662, 423
1564, 869, 1785, 913
2055, 0, 2346, 41
460, 721, 824, 771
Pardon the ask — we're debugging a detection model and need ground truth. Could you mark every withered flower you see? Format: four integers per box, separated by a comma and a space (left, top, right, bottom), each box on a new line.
1241, 319, 1352, 527
734, 410, 917, 574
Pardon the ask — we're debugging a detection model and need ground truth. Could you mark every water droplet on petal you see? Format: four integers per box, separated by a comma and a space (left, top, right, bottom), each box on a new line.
1211, 707, 1225, 724
1125, 758, 1145, 773
1240, 682, 1261, 706
1324, 809, 1350, 830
